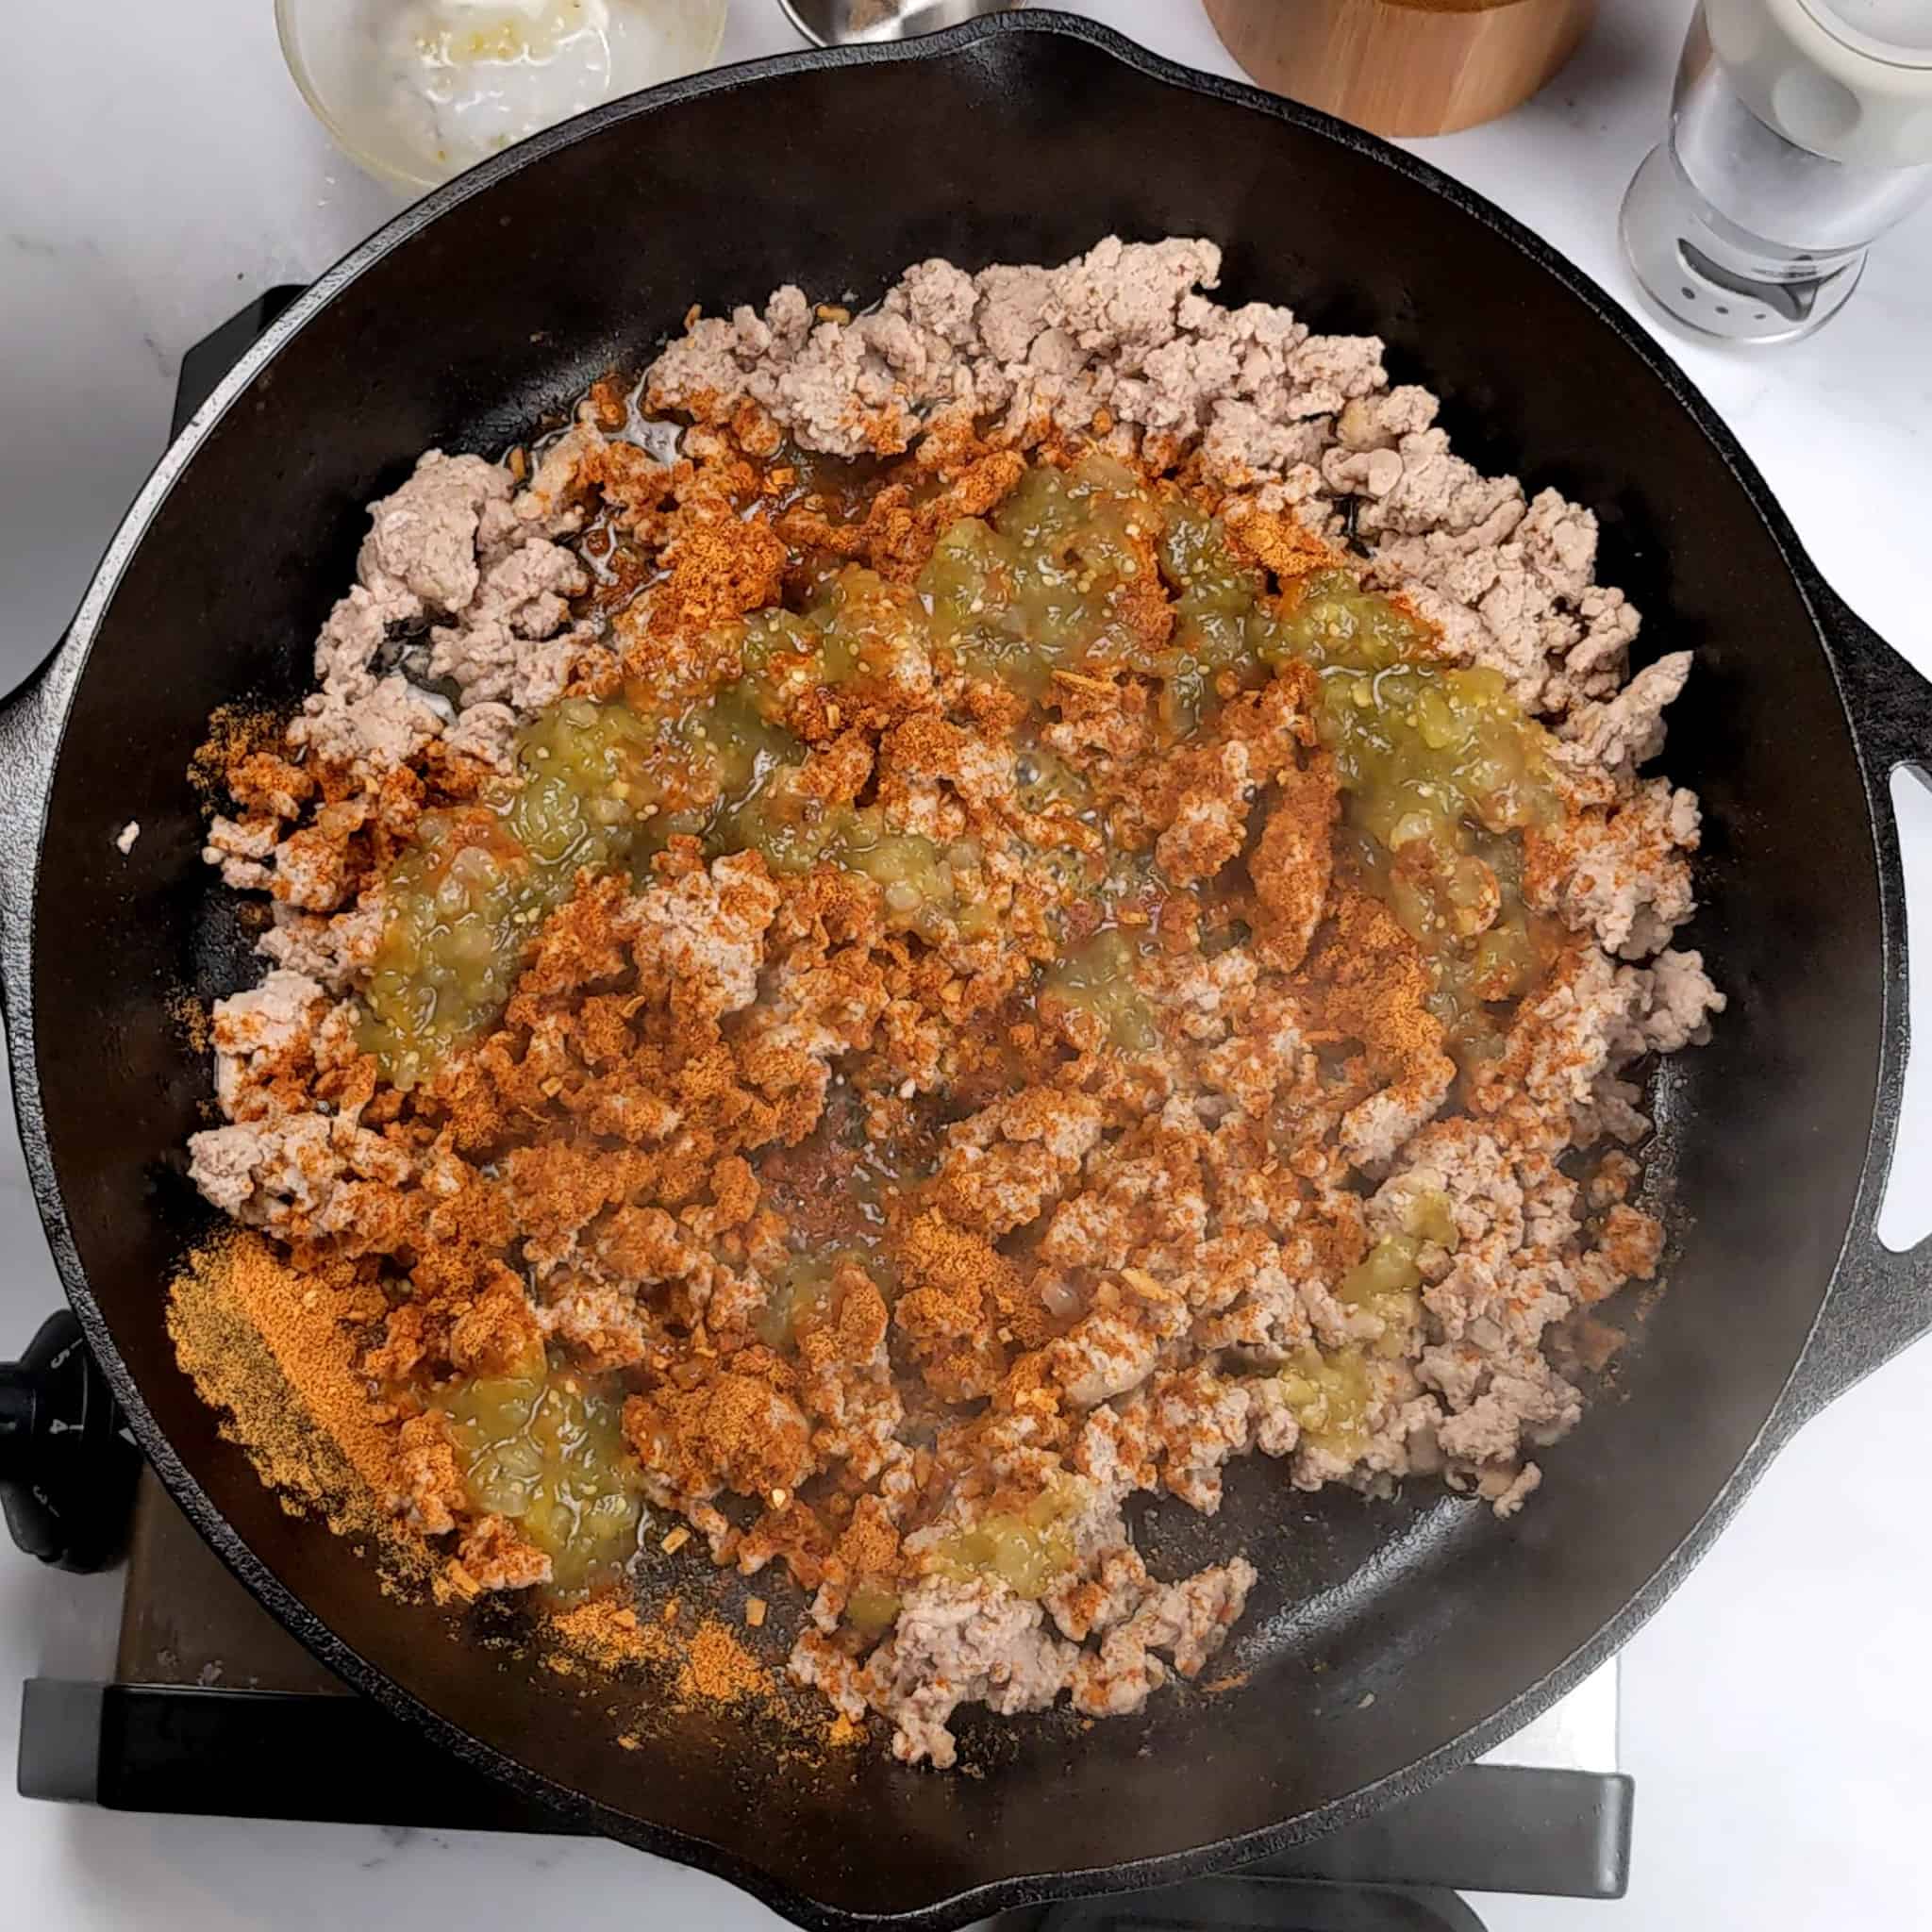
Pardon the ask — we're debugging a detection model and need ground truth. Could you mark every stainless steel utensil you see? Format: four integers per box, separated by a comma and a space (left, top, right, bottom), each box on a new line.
777, 0, 1022, 48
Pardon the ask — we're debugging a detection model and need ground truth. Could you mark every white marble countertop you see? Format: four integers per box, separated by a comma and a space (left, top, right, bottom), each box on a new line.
4, 2, 1931, 1927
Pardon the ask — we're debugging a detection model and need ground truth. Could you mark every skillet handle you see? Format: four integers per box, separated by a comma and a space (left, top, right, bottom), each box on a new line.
1777, 580, 1932, 1424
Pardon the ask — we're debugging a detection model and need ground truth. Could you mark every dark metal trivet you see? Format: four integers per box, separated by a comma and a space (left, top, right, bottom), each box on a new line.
13, 294, 1635, 1932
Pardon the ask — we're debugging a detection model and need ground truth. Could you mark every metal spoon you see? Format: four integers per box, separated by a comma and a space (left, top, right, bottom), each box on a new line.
776, 0, 1025, 47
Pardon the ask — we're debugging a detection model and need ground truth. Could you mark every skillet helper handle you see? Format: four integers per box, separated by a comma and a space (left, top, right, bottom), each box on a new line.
1784, 580, 1932, 1420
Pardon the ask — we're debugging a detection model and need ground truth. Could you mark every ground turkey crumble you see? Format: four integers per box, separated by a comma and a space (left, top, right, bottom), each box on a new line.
183, 239, 1722, 1771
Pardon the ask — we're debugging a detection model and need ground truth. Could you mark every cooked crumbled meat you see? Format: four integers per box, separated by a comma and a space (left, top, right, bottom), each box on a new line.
633, 852, 781, 1030
456, 1513, 553, 1591
425, 541, 593, 711
1556, 650, 1692, 779
209, 970, 329, 1118
534, 1274, 655, 1372
1068, 1555, 1257, 1717
855, 1574, 1077, 1769
204, 812, 278, 891
1153, 740, 1257, 886
181, 235, 1721, 1766
1527, 778, 1702, 960
1051, 1309, 1162, 1410
394, 1413, 467, 1536
1631, 947, 1724, 1052
358, 451, 510, 611
441, 699, 520, 771
1484, 1462, 1542, 1517
720, 246, 1628, 739
1248, 761, 1337, 972
933, 1089, 1104, 1237
447, 1266, 544, 1374
186, 1110, 410, 1236
289, 675, 448, 783
1340, 1054, 1457, 1171
788, 1627, 871, 1721
256, 897, 384, 991
624, 1372, 816, 1507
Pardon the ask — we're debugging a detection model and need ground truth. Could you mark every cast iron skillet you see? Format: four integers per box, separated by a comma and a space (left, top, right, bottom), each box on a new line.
5, 13, 1931, 1928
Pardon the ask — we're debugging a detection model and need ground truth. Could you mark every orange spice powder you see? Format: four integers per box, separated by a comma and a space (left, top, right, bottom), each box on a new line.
550, 1598, 771, 1707
678, 1620, 772, 1706
166, 1232, 426, 1578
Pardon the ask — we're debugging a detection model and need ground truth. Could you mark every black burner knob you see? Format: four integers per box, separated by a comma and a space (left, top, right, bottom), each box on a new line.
0, 1310, 140, 1572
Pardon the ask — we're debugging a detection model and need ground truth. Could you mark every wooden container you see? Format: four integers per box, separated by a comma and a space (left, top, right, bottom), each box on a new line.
1204, 0, 1599, 139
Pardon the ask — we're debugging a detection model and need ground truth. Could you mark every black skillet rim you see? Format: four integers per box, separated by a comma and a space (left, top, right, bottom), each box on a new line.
0, 12, 1908, 1929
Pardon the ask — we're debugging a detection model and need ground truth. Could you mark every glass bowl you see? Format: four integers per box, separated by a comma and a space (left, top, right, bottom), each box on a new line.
276, 0, 729, 191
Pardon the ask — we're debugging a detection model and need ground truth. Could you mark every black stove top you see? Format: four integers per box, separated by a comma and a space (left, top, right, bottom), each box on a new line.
11, 295, 1634, 1932
22, 1473, 1627, 1931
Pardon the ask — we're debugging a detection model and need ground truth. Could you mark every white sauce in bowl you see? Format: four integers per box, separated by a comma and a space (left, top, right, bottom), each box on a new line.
384, 1, 618, 172
278, 0, 727, 188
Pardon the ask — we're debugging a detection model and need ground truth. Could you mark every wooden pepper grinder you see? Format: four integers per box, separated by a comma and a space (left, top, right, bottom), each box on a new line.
1204, 0, 1599, 138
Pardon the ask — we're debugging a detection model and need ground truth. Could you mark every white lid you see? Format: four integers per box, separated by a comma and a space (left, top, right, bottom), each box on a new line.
1800, 1, 1932, 66
1709, 0, 1932, 166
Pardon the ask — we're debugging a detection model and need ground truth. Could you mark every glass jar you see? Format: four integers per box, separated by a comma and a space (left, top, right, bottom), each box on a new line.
1620, 0, 1932, 342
